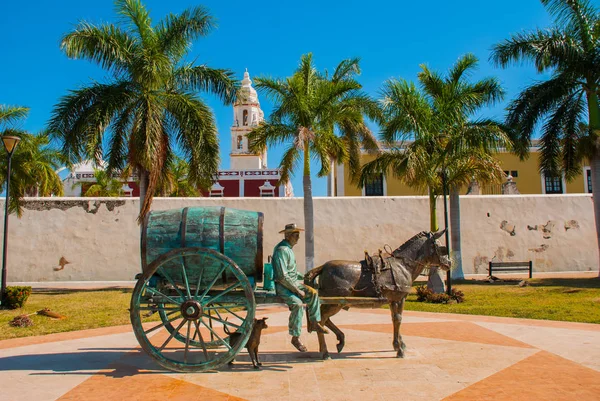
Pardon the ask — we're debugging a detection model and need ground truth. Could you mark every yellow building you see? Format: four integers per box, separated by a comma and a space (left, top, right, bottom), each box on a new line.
332, 141, 592, 196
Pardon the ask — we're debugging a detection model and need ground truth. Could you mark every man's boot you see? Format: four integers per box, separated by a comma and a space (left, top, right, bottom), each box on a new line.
291, 336, 308, 352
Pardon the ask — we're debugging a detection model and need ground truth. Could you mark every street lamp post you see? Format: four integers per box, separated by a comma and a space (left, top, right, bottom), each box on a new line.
441, 171, 452, 295
0, 136, 20, 307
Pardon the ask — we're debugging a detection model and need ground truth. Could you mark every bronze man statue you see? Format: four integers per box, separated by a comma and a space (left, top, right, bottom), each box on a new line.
272, 223, 328, 352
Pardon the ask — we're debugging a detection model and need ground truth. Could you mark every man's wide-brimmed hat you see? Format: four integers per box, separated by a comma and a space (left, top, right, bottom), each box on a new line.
279, 223, 305, 234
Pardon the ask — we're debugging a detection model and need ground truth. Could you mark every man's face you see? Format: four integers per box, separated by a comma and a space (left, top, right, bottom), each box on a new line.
286, 231, 300, 247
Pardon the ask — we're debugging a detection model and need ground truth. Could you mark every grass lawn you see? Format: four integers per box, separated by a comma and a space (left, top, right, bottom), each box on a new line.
405, 277, 600, 323
1, 277, 599, 340
0, 289, 135, 341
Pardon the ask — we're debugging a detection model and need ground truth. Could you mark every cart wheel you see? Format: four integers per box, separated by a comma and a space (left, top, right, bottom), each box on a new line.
130, 247, 256, 372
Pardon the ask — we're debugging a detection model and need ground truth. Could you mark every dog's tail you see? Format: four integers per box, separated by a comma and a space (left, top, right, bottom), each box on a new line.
223, 317, 233, 335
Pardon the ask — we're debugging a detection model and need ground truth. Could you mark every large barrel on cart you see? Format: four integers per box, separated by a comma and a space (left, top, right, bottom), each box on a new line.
130, 206, 263, 372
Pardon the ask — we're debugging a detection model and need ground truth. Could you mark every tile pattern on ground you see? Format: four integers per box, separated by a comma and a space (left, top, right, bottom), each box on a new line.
341, 321, 533, 348
1, 308, 599, 401
443, 351, 600, 401
58, 362, 247, 401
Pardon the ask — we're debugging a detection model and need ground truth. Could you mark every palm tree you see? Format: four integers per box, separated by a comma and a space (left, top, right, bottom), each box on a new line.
361, 54, 510, 280
491, 0, 600, 276
155, 156, 201, 197
0, 131, 64, 216
48, 0, 238, 222
73, 169, 124, 197
0, 105, 29, 126
248, 53, 380, 271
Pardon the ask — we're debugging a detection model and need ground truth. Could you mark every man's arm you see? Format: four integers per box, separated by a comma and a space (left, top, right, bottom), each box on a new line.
272, 248, 304, 297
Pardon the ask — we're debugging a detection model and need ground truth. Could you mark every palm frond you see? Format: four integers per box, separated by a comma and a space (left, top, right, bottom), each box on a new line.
174, 64, 238, 104
0, 105, 29, 126
156, 5, 215, 61
60, 23, 136, 75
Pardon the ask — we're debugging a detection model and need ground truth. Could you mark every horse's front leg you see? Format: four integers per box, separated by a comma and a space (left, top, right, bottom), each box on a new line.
390, 299, 406, 358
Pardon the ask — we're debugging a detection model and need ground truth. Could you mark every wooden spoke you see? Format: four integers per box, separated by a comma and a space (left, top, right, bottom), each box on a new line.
198, 264, 226, 300
180, 256, 192, 299
138, 306, 179, 311
145, 286, 181, 306
203, 314, 242, 330
193, 257, 205, 298
202, 282, 242, 306
144, 312, 181, 335
184, 321, 191, 363
193, 319, 209, 359
157, 267, 185, 299
200, 319, 231, 351
206, 304, 246, 322
159, 319, 187, 351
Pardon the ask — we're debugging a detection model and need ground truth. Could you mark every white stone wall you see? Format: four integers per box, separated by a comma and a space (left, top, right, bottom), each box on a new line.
3, 195, 597, 282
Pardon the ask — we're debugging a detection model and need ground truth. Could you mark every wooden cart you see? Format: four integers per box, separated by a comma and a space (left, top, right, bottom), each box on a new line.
130, 206, 382, 372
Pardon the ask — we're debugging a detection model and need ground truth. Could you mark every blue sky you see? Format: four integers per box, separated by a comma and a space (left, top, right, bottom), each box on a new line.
0, 0, 554, 196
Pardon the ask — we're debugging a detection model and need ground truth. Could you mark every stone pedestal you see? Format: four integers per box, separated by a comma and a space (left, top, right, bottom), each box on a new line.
427, 267, 446, 293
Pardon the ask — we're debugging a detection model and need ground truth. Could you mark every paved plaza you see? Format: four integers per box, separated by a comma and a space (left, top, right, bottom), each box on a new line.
0, 305, 599, 400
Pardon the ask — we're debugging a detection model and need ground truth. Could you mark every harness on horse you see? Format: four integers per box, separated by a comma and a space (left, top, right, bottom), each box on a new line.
364, 249, 413, 298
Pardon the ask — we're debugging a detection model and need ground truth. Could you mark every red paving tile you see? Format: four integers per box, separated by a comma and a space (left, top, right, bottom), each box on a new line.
443, 351, 600, 401
57, 363, 247, 401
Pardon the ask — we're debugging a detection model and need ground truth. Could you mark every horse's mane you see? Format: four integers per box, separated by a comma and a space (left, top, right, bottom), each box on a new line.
393, 231, 428, 255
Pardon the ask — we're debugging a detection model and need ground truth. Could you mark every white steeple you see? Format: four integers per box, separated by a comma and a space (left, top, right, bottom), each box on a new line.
230, 69, 267, 169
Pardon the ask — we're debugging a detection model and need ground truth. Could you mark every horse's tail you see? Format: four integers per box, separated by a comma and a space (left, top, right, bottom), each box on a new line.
304, 264, 325, 287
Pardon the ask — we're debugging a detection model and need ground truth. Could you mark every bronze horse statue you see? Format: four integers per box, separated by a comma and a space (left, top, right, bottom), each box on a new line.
305, 231, 450, 359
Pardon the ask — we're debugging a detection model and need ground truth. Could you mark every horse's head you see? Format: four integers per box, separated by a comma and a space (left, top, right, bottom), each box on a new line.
392, 230, 451, 271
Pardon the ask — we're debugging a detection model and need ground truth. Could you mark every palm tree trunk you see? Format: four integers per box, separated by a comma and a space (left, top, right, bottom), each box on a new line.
427, 189, 445, 293
303, 142, 315, 272
588, 91, 600, 278
429, 190, 438, 231
449, 187, 464, 280
138, 169, 149, 227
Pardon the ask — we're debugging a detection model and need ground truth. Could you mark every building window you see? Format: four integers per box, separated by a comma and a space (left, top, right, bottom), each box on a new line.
544, 175, 563, 194
587, 169, 592, 193
364, 174, 384, 196
237, 135, 243, 150
243, 110, 248, 126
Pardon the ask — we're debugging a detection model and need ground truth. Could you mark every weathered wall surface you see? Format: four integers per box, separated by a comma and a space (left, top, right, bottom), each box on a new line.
3, 195, 597, 282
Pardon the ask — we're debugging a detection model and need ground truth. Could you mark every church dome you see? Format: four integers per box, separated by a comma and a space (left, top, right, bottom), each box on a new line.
236, 70, 259, 105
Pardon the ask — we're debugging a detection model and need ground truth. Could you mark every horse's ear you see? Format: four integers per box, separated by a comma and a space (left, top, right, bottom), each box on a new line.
432, 229, 446, 240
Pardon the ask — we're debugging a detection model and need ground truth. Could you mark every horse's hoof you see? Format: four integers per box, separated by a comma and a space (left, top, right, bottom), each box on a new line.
336, 342, 345, 353
253, 365, 260, 370
396, 349, 405, 358
322, 352, 331, 360
401, 342, 407, 351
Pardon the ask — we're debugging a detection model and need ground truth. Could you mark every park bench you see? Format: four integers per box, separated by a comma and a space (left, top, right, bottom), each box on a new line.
488, 261, 533, 278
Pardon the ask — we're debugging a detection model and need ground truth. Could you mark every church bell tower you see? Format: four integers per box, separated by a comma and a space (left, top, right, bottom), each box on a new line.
230, 70, 267, 169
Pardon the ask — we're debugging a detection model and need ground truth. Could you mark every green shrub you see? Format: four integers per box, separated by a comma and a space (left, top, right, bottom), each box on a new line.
450, 288, 465, 303
427, 292, 451, 303
415, 285, 433, 302
3, 286, 32, 309
415, 285, 465, 304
